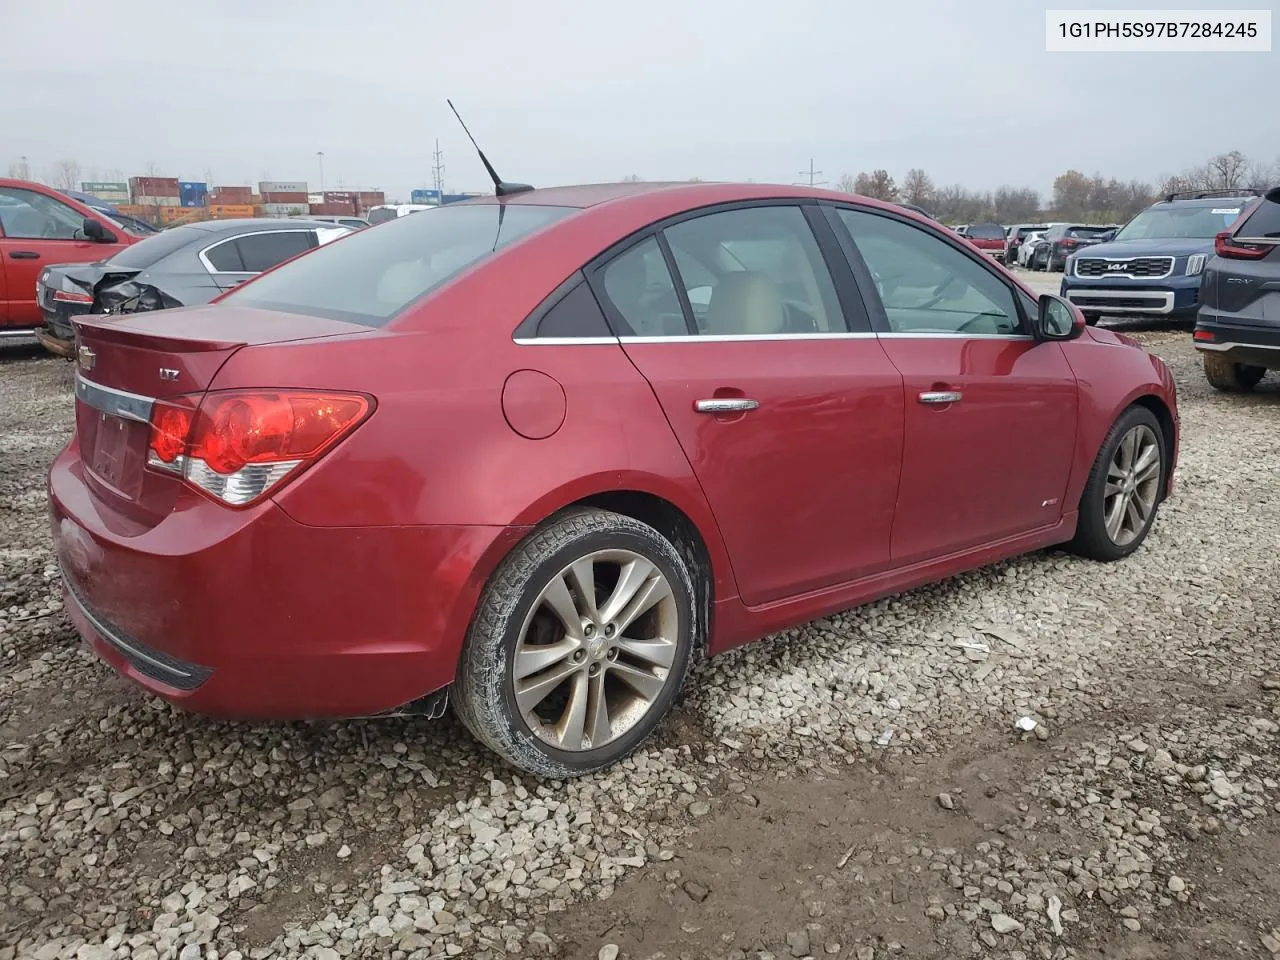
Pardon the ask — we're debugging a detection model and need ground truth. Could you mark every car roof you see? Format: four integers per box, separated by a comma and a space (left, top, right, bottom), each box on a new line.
448, 181, 933, 229
1150, 193, 1261, 207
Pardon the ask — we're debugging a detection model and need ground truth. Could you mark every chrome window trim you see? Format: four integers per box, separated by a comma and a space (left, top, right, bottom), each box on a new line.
1073, 256, 1175, 281
512, 331, 1034, 346
74, 373, 155, 423
198, 228, 317, 275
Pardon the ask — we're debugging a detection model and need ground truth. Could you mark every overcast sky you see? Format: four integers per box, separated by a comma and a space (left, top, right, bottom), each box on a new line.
3, 0, 1275, 201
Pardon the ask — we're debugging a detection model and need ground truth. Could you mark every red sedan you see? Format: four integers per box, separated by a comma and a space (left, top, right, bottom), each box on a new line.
49, 181, 1179, 778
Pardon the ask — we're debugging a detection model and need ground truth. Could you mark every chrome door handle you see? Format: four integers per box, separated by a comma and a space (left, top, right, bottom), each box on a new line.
918, 391, 962, 405
695, 398, 759, 414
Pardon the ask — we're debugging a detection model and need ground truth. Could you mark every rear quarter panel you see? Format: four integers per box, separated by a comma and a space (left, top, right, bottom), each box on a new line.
215, 329, 739, 606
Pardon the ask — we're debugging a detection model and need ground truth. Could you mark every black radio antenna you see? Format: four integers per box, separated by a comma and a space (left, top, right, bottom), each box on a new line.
447, 99, 533, 197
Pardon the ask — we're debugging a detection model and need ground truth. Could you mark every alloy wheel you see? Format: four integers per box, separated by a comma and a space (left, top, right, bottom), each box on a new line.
512, 549, 679, 752
1103, 424, 1161, 546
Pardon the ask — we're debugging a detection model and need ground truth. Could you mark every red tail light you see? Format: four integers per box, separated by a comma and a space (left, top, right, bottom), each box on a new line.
146, 390, 371, 507
1061, 238, 1077, 247
52, 289, 93, 304
1193, 329, 1216, 342
1215, 230, 1270, 260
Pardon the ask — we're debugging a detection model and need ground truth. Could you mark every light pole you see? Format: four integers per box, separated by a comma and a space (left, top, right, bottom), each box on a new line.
316, 151, 325, 194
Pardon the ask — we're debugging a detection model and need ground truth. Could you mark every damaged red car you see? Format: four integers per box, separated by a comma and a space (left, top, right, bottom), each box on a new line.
49, 181, 1179, 778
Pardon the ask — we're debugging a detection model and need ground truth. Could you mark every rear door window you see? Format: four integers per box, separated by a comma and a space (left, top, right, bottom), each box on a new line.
235, 230, 316, 272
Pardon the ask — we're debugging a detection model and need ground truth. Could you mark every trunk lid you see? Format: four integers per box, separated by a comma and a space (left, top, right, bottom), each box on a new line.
71, 305, 373, 527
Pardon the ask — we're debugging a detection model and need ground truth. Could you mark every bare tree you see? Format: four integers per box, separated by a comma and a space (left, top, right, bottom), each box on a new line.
901, 168, 934, 207
993, 185, 1040, 222
1206, 150, 1248, 190
145, 161, 161, 177
7, 157, 31, 180
687, 176, 703, 182
621, 174, 643, 182
834, 174, 858, 194
49, 159, 82, 191
853, 170, 898, 201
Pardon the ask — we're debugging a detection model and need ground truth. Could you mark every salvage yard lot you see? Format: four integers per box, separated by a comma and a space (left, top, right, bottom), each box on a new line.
2, 317, 1279, 960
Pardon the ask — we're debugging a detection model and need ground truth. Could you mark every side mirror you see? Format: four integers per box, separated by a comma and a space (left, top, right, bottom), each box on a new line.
1034, 293, 1085, 341
82, 218, 116, 243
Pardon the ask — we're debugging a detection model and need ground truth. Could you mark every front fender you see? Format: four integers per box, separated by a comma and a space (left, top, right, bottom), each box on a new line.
1060, 336, 1179, 510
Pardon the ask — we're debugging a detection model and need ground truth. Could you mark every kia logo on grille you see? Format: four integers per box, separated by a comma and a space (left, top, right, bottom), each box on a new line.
1107, 263, 1125, 271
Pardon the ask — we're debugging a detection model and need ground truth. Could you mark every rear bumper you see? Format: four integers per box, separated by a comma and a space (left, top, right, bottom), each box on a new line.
1193, 314, 1280, 369
48, 443, 524, 719
37, 326, 74, 358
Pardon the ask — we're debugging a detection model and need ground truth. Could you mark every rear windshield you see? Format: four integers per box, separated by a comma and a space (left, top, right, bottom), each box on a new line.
966, 223, 1004, 239
367, 207, 398, 225
1239, 198, 1280, 238
222, 202, 576, 326
102, 225, 200, 268
1115, 204, 1247, 241
1066, 226, 1112, 239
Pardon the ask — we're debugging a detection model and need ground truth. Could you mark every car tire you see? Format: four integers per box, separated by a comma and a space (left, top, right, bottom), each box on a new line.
452, 507, 699, 779
1069, 405, 1166, 563
1202, 354, 1266, 392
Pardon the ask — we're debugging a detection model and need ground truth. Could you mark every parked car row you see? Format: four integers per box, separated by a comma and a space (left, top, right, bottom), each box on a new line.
35, 218, 353, 356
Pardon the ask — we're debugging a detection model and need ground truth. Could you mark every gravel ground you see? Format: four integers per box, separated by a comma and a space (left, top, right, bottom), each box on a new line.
2, 309, 1278, 960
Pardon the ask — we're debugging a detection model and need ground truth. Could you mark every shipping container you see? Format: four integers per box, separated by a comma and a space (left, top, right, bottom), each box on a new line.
133, 195, 181, 207
129, 176, 180, 198
323, 191, 356, 203
208, 204, 257, 218
260, 191, 308, 204
80, 180, 130, 202
211, 185, 253, 202
308, 201, 358, 216
178, 181, 209, 208
260, 202, 309, 216
258, 180, 307, 195
357, 190, 386, 204
160, 206, 205, 223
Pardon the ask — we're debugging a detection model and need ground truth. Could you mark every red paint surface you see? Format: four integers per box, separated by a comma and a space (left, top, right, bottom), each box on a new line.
501, 369, 567, 440
50, 181, 1180, 719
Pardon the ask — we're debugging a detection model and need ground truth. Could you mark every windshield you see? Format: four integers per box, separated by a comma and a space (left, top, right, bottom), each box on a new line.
222, 202, 576, 326
102, 225, 200, 268
1115, 204, 1246, 240
966, 223, 1004, 240
367, 207, 398, 225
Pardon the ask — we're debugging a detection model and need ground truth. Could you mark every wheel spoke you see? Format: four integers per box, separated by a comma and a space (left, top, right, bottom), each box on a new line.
554, 670, 590, 751
1132, 442, 1158, 477
514, 659, 581, 716
612, 573, 673, 636
1104, 492, 1127, 540
564, 559, 599, 622
598, 558, 657, 626
1124, 496, 1144, 535
615, 634, 676, 669
1119, 429, 1138, 470
1131, 489, 1153, 523
514, 637, 580, 681
607, 661, 666, 704
1104, 479, 1125, 497
1107, 460, 1127, 482
585, 670, 611, 747
540, 574, 586, 640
